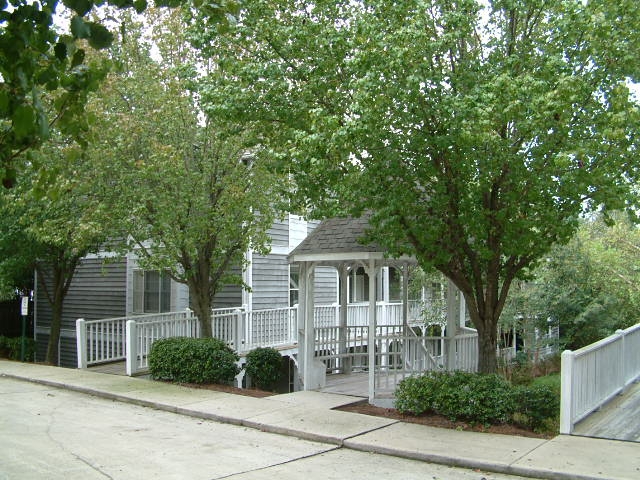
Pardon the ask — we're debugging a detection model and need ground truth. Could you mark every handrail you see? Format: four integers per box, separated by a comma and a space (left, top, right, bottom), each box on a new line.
560, 323, 640, 434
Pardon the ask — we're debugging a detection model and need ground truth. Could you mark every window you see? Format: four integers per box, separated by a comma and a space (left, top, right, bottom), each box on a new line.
133, 270, 172, 313
289, 265, 299, 307
349, 267, 369, 303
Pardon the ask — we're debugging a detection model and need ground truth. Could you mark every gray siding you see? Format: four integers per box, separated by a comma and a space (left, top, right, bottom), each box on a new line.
35, 258, 127, 367
314, 266, 338, 305
212, 283, 243, 309
212, 265, 243, 308
252, 254, 289, 310
268, 218, 289, 247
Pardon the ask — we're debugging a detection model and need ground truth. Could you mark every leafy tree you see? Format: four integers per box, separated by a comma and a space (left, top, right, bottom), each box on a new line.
503, 215, 640, 350
0, 141, 113, 364
89, 12, 284, 337
0, 0, 239, 186
192, 0, 640, 372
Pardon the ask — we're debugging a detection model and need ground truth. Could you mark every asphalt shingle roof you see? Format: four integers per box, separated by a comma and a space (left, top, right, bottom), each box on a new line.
289, 214, 383, 257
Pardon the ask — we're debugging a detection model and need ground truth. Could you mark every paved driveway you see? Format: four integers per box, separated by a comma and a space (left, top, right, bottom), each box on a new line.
0, 377, 528, 480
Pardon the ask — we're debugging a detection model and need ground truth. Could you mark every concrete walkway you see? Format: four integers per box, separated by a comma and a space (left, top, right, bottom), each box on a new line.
2, 360, 638, 480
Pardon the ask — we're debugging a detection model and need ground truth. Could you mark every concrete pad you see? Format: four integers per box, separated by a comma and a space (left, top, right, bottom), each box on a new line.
513, 435, 640, 480
243, 403, 398, 444
177, 394, 288, 425
231, 447, 528, 480
266, 390, 365, 409
1, 377, 337, 480
0, 360, 81, 379
344, 422, 547, 473
110, 382, 228, 409
0, 377, 61, 394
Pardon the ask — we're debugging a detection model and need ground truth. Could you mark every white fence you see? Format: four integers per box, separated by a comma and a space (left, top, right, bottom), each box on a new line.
560, 323, 640, 434
77, 301, 478, 378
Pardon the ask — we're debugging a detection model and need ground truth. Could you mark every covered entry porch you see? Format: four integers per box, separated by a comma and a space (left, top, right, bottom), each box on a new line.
289, 216, 478, 405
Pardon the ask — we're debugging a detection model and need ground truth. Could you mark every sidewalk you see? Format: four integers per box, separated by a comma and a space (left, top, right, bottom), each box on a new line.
1, 360, 638, 480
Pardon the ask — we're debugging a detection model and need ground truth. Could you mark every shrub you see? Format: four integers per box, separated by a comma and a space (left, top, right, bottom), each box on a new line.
149, 337, 239, 384
244, 347, 282, 391
396, 371, 516, 425
0, 336, 36, 361
514, 382, 560, 430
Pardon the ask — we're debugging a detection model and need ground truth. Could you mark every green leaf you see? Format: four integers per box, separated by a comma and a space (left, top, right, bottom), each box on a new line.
87, 23, 114, 49
133, 0, 147, 14
0, 90, 9, 114
54, 42, 67, 61
71, 49, 85, 68
70, 16, 91, 39
12, 105, 36, 140
62, 0, 93, 17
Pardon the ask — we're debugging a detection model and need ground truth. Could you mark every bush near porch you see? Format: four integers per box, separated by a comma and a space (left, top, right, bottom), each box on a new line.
244, 347, 283, 391
395, 371, 559, 432
148, 337, 239, 384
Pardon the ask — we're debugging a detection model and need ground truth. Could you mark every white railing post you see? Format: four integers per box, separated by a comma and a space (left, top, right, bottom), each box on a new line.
76, 318, 87, 369
560, 349, 574, 434
126, 320, 138, 376
616, 329, 626, 388
234, 308, 242, 352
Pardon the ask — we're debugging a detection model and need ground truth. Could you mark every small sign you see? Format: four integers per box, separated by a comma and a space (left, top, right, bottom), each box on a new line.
21, 296, 29, 316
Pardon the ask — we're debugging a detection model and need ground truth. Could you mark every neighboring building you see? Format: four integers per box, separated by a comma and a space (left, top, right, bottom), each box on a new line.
34, 215, 341, 366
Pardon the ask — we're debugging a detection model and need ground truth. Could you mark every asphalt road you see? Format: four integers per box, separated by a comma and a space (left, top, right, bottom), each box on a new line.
0, 377, 528, 480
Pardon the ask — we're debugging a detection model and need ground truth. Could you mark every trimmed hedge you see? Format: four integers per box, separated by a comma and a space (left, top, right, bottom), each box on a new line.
245, 347, 282, 391
148, 337, 239, 384
513, 383, 560, 430
395, 371, 559, 429
0, 336, 36, 361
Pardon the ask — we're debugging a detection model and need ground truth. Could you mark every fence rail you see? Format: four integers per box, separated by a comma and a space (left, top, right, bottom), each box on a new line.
560, 323, 640, 434
78, 303, 479, 380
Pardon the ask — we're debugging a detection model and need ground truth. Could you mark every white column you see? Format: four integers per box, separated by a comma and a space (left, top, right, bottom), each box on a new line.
303, 263, 315, 390
125, 319, 138, 376
367, 259, 377, 403
560, 349, 574, 434
242, 249, 253, 311
459, 290, 466, 328
339, 264, 349, 373
381, 266, 390, 302
76, 318, 87, 369
402, 263, 409, 327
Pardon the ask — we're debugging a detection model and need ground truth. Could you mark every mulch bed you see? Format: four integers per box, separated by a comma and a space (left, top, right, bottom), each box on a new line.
171, 381, 551, 438
175, 381, 275, 398
335, 401, 552, 439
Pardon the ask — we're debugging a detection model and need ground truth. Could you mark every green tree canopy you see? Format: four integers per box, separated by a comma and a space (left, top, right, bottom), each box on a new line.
89, 11, 285, 336
503, 214, 640, 350
0, 137, 114, 363
191, 0, 640, 371
0, 0, 239, 186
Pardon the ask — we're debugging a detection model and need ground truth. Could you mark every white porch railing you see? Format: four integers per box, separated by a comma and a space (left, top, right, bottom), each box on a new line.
560, 323, 640, 434
77, 302, 478, 380
76, 317, 127, 368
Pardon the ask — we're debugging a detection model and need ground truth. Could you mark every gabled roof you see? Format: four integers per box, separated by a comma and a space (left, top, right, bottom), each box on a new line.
289, 214, 414, 264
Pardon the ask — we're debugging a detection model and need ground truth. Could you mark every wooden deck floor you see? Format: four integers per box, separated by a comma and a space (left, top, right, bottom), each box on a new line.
573, 381, 640, 443
88, 361, 127, 376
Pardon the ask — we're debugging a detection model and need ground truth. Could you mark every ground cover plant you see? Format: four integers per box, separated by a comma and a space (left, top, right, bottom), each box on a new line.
394, 370, 559, 433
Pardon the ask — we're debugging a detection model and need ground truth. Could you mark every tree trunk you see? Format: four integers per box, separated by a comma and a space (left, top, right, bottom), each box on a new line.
463, 291, 501, 374
190, 282, 213, 338
476, 323, 499, 374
